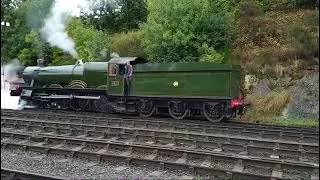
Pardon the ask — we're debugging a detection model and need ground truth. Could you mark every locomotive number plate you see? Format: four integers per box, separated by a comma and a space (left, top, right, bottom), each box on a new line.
111, 81, 120, 87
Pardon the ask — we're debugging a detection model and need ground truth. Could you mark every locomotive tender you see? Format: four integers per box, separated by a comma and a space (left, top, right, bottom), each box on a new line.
12, 57, 245, 122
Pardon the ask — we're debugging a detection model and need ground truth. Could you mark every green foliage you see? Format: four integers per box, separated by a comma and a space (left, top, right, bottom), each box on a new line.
1, 0, 53, 65
19, 0, 54, 30
81, 0, 147, 33
141, 0, 233, 63
14, 30, 53, 66
119, 0, 148, 31
198, 44, 224, 63
288, 24, 319, 58
286, 0, 318, 9
51, 47, 74, 65
1, 0, 29, 63
67, 18, 110, 61
18, 30, 44, 65
111, 31, 146, 58
235, 0, 263, 18
259, 0, 318, 11
287, 11, 319, 59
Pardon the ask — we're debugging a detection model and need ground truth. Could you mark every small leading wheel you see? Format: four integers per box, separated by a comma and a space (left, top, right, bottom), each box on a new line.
203, 102, 224, 122
168, 101, 190, 120
138, 99, 155, 117
94, 95, 110, 113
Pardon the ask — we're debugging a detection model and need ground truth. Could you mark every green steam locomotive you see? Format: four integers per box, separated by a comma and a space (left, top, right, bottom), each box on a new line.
13, 57, 245, 122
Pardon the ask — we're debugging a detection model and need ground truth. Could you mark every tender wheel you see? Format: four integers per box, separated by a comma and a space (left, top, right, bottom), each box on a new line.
168, 101, 190, 120
138, 99, 155, 117
203, 102, 224, 122
94, 95, 110, 113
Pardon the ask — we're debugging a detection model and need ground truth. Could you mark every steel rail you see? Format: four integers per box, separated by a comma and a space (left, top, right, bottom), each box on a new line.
1, 168, 65, 180
2, 109, 318, 133
2, 111, 318, 144
1, 116, 319, 163
1, 131, 319, 180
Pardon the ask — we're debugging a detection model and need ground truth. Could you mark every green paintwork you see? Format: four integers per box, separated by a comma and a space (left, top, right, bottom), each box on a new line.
134, 63, 240, 72
32, 62, 109, 89
83, 62, 108, 88
24, 58, 243, 99
131, 63, 242, 99
108, 74, 124, 95
35, 65, 79, 87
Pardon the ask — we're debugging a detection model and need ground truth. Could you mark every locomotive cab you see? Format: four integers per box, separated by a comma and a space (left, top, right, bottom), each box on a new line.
107, 57, 147, 96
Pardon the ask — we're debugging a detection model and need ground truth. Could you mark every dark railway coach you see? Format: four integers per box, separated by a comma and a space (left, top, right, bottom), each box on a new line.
13, 57, 245, 122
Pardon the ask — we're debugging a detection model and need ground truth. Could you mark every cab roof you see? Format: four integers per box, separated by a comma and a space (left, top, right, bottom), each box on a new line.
108, 57, 147, 65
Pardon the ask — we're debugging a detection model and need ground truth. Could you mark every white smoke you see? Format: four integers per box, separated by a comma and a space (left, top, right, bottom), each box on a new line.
1, 60, 25, 110
40, 0, 90, 59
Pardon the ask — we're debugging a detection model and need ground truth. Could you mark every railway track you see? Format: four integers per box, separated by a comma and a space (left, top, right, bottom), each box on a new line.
2, 109, 319, 133
1, 116, 319, 163
1, 110, 319, 144
1, 109, 319, 179
1, 131, 319, 180
1, 168, 64, 180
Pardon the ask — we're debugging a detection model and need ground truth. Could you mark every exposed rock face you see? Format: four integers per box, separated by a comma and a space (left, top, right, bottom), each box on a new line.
244, 75, 258, 91
284, 73, 319, 119
252, 79, 272, 97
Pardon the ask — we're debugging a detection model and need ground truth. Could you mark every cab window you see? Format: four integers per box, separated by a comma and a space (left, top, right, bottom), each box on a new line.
108, 64, 118, 76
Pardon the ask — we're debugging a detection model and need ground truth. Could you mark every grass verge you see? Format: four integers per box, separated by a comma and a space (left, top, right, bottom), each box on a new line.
243, 117, 319, 128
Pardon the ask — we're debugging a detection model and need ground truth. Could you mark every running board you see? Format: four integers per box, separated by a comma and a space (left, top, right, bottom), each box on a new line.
35, 95, 101, 100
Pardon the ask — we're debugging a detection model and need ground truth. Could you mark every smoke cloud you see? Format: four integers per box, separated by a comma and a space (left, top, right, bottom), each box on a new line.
1, 59, 26, 110
40, 0, 89, 59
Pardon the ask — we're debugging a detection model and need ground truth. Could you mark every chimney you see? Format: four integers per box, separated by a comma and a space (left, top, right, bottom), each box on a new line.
37, 59, 46, 67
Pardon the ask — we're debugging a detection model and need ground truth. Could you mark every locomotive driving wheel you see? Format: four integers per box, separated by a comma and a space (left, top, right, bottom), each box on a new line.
79, 94, 90, 110
94, 95, 110, 113
138, 99, 155, 117
58, 99, 69, 110
203, 102, 224, 122
70, 93, 91, 111
70, 99, 81, 111
168, 101, 190, 120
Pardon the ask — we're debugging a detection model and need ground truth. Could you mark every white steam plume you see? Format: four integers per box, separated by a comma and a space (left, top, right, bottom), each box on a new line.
1, 59, 26, 110
40, 0, 89, 59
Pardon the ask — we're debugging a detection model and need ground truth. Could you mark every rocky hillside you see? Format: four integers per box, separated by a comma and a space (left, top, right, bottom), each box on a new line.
234, 1, 319, 125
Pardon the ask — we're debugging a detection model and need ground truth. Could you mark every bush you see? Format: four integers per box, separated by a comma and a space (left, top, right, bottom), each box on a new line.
141, 0, 232, 63
111, 31, 146, 58
288, 24, 319, 58
287, 0, 318, 10
235, 0, 263, 18
260, 0, 318, 11
246, 91, 291, 117
198, 44, 225, 63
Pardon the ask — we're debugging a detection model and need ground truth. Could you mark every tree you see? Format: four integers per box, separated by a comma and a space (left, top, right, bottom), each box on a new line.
2, 0, 54, 65
67, 18, 110, 61
118, 0, 148, 31
111, 31, 146, 58
1, 0, 24, 63
81, 0, 147, 33
140, 0, 233, 63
